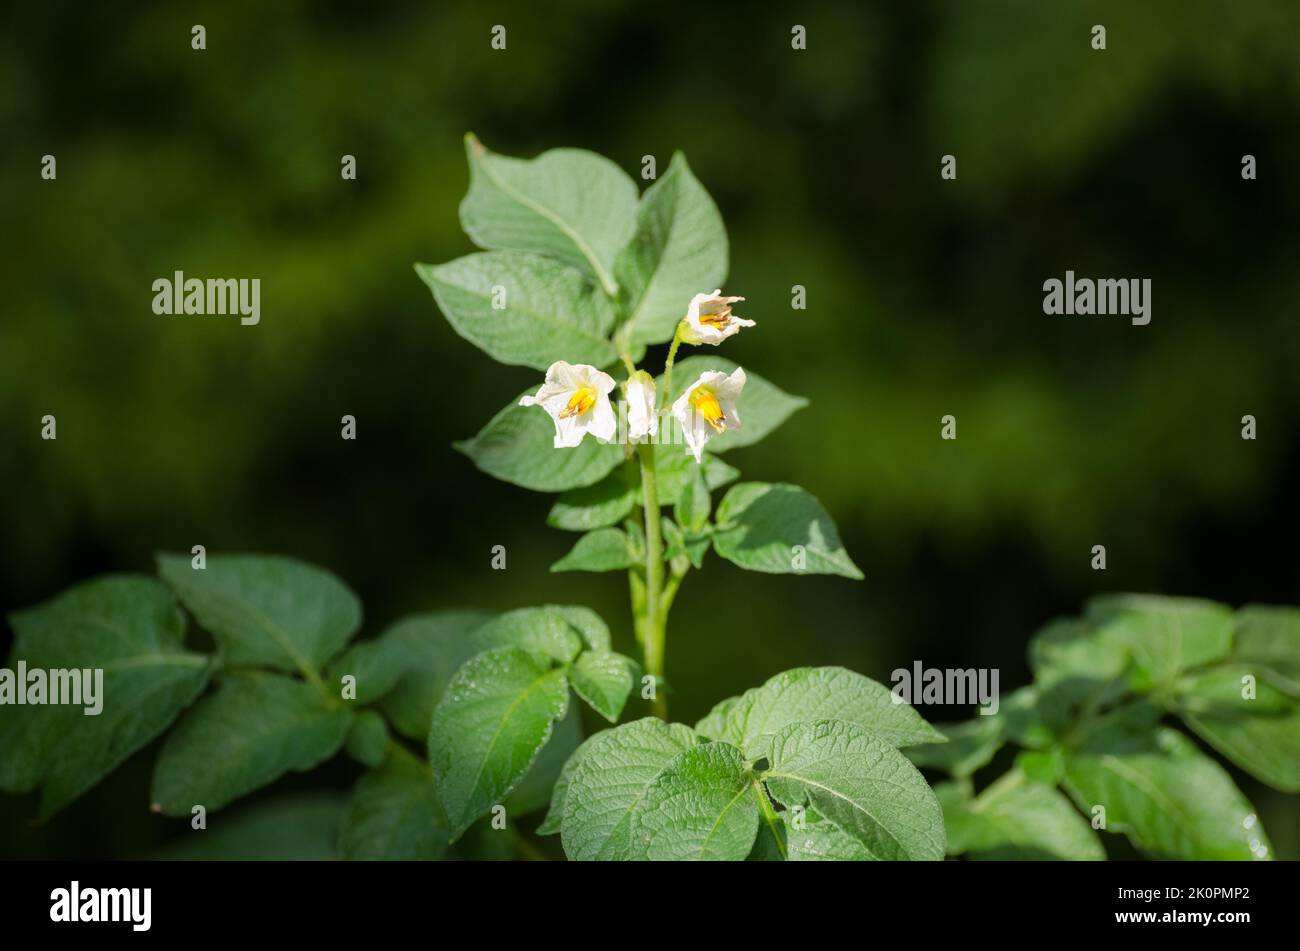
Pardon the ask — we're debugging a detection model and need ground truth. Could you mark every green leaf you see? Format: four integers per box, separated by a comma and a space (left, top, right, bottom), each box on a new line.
625, 518, 646, 562
550, 527, 635, 573
998, 685, 1061, 749
1062, 717, 1270, 860
1015, 747, 1066, 786
1025, 616, 1131, 732
151, 671, 353, 815
784, 806, 874, 861
1087, 594, 1232, 691
713, 483, 863, 579
570, 651, 638, 722
614, 151, 728, 346
536, 730, 601, 836
0, 575, 212, 819
372, 610, 492, 741
698, 666, 940, 756
428, 647, 570, 841
472, 606, 586, 662
905, 717, 1005, 778
151, 792, 345, 860
341, 753, 448, 860
560, 717, 699, 860
344, 710, 390, 768
1232, 605, 1300, 695
944, 772, 1104, 860
674, 467, 712, 533
504, 702, 583, 816
654, 444, 739, 505
549, 605, 612, 653
932, 779, 979, 849
156, 553, 361, 677
327, 634, 413, 707
747, 816, 788, 861
455, 392, 623, 492
661, 518, 709, 570
451, 815, 516, 861
693, 695, 741, 743
629, 741, 760, 860
763, 720, 944, 861
1030, 616, 1129, 686
1178, 666, 1300, 792
460, 134, 638, 296
661, 356, 807, 453
415, 252, 618, 371
548, 462, 638, 531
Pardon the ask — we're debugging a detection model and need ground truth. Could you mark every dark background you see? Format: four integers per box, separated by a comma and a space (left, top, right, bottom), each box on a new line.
2, 1, 1298, 858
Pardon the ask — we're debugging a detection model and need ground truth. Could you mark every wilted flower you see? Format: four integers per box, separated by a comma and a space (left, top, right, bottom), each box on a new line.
625, 370, 658, 441
670, 367, 746, 462
519, 361, 617, 448
679, 290, 754, 345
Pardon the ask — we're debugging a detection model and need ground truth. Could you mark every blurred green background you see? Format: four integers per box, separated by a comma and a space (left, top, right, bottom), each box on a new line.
2, 0, 1298, 858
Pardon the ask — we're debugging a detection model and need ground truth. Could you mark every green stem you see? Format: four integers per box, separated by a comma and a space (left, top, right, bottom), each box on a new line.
971, 767, 1024, 809
637, 442, 667, 719
624, 327, 686, 720
752, 780, 788, 860
1061, 674, 1140, 747
614, 323, 637, 375
628, 568, 647, 648
662, 325, 684, 407
387, 737, 427, 770
304, 664, 332, 704
513, 829, 548, 862
661, 567, 685, 617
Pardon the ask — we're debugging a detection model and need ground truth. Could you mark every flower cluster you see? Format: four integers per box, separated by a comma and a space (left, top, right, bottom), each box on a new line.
519, 290, 755, 462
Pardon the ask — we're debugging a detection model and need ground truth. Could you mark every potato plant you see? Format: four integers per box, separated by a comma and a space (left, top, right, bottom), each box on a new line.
2, 140, 1295, 861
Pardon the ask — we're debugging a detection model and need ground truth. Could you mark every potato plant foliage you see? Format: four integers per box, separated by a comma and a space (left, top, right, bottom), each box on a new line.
909, 596, 1299, 861
3, 141, 1297, 861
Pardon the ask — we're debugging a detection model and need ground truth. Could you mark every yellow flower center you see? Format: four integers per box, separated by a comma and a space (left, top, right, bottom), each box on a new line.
698, 303, 732, 328
559, 386, 597, 418
689, 387, 727, 432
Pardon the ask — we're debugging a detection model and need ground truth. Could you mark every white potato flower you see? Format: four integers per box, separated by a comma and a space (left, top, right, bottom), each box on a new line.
679, 290, 754, 345
625, 370, 658, 441
670, 367, 746, 462
519, 361, 617, 448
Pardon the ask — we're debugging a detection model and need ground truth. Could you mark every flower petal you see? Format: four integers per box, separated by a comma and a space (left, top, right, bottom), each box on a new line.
589, 392, 617, 443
